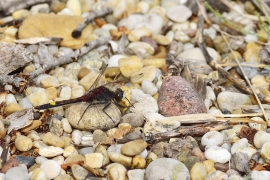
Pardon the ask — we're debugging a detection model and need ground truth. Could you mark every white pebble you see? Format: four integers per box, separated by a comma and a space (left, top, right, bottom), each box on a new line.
201, 131, 224, 147
245, 34, 258, 43
19, 97, 33, 109
141, 80, 158, 96
109, 40, 119, 53
72, 130, 83, 145
108, 55, 126, 67
231, 138, 248, 154
62, 118, 72, 133
254, 130, 270, 148
251, 170, 270, 180
58, 86, 71, 100
40, 160, 61, 179
35, 156, 48, 165
5, 166, 29, 180
205, 145, 231, 163
5, 94, 17, 104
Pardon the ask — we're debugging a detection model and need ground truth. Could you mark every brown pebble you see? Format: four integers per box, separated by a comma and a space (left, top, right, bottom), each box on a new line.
1, 158, 19, 173
78, 67, 90, 80
158, 76, 207, 116
140, 36, 159, 53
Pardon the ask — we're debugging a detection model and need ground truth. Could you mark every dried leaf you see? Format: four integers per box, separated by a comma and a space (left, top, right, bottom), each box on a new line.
238, 126, 257, 146
251, 163, 266, 171
5, 108, 34, 134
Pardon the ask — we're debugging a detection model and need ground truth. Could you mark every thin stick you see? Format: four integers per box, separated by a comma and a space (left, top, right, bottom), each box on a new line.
72, 7, 113, 38
220, 32, 269, 123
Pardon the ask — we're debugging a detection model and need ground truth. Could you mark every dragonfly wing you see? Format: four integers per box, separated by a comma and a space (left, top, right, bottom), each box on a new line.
84, 61, 108, 95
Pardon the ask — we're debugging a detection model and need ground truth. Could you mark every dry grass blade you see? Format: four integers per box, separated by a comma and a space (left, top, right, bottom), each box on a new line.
195, 13, 270, 124
220, 32, 269, 124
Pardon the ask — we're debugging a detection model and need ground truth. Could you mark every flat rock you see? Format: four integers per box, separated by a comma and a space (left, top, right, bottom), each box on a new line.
18, 14, 94, 49
146, 158, 190, 180
158, 76, 207, 116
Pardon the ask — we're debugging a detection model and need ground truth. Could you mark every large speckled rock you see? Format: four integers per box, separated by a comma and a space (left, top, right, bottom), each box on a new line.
18, 14, 94, 49
158, 76, 207, 116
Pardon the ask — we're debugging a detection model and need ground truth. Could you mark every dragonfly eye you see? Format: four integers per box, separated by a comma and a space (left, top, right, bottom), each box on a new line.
115, 88, 124, 102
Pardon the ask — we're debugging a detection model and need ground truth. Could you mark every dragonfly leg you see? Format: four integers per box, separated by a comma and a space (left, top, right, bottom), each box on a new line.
77, 102, 107, 125
102, 102, 114, 123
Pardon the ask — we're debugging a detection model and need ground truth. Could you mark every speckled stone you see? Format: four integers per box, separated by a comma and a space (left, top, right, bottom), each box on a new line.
158, 76, 207, 116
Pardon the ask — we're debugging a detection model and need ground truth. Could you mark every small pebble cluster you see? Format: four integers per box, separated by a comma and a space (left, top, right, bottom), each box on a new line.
0, 0, 270, 180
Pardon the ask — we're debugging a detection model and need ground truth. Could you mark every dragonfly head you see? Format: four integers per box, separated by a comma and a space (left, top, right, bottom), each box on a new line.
114, 88, 124, 102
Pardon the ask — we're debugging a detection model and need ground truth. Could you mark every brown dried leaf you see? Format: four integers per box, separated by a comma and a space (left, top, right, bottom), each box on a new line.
251, 163, 266, 171
238, 126, 258, 146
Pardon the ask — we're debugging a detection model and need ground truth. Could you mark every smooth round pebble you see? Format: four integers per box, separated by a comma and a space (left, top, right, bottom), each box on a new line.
106, 163, 127, 180
127, 169, 145, 180
72, 130, 83, 145
141, 80, 158, 96
71, 164, 88, 180
120, 113, 145, 127
146, 158, 190, 180
85, 153, 103, 168
231, 138, 249, 154
121, 140, 147, 156
109, 153, 132, 167
38, 146, 64, 158
5, 166, 29, 180
30, 168, 47, 180
15, 135, 33, 152
254, 130, 270, 148
201, 131, 224, 147
40, 160, 61, 179
205, 146, 231, 163
166, 5, 192, 23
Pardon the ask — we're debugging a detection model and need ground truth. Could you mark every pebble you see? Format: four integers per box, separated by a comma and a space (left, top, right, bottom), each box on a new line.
158, 76, 207, 116
166, 5, 192, 23
15, 135, 33, 151
92, 129, 107, 143
40, 160, 61, 179
190, 162, 207, 180
118, 56, 143, 78
217, 92, 252, 112
126, 42, 155, 59
30, 168, 47, 180
146, 158, 190, 180
132, 155, 146, 169
66, 0, 81, 16
109, 153, 132, 167
40, 75, 59, 89
63, 145, 78, 157
205, 146, 231, 163
231, 138, 249, 154
128, 169, 145, 180
130, 65, 157, 84
5, 102, 23, 115
206, 170, 228, 180
14, 155, 35, 168
42, 132, 65, 148
201, 131, 224, 147
140, 36, 159, 53
27, 88, 50, 106
141, 80, 158, 95
108, 54, 127, 67
120, 113, 145, 127
244, 43, 262, 62
121, 140, 147, 156
62, 118, 72, 133
250, 170, 270, 180
5, 166, 29, 180
38, 146, 64, 157
85, 153, 104, 168
1, 158, 19, 173
128, 27, 152, 42
72, 130, 83, 145
152, 35, 171, 45
129, 89, 158, 118
106, 163, 127, 180
71, 164, 88, 180
0, 120, 6, 138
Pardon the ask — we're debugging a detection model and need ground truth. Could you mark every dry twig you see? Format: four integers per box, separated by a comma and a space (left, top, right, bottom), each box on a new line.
72, 7, 113, 38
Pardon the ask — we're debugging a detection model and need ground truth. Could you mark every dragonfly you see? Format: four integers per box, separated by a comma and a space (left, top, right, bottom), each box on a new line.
35, 62, 126, 125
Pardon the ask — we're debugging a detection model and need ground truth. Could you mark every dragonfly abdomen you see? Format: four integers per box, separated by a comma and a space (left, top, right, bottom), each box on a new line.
35, 96, 85, 110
